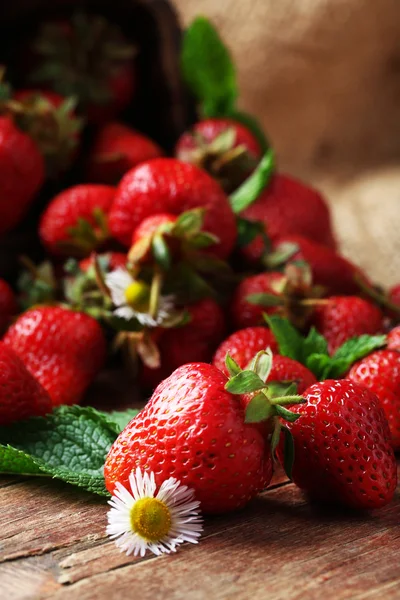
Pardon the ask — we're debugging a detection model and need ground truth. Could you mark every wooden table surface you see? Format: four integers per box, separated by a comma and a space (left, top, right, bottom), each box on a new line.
1, 461, 399, 600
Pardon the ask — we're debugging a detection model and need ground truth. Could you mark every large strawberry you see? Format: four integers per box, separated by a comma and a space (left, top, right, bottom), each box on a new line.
108, 158, 237, 258
105, 362, 273, 513
0, 116, 44, 234
175, 117, 261, 192
39, 184, 115, 257
3, 306, 106, 406
0, 279, 17, 334
86, 122, 163, 184
29, 13, 136, 124
241, 174, 337, 258
280, 379, 397, 509
0, 342, 52, 425
348, 350, 400, 450
313, 296, 384, 354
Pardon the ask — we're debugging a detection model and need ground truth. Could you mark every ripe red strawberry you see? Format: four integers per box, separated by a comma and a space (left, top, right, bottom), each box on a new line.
0, 116, 44, 234
175, 117, 261, 192
241, 174, 337, 259
105, 362, 273, 513
387, 326, 400, 352
131, 213, 177, 247
108, 158, 237, 258
231, 272, 285, 329
3, 306, 106, 406
269, 235, 366, 296
79, 252, 127, 273
280, 379, 397, 509
0, 342, 52, 425
313, 296, 384, 355
141, 297, 226, 389
348, 350, 400, 450
213, 327, 278, 375
30, 14, 136, 124
39, 184, 115, 257
389, 283, 400, 308
0, 279, 17, 334
86, 122, 163, 184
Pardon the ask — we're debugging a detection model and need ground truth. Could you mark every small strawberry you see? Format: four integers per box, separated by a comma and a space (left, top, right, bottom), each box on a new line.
0, 115, 44, 234
0, 342, 52, 425
108, 158, 237, 258
231, 272, 285, 329
79, 252, 127, 273
131, 213, 177, 248
387, 326, 400, 352
241, 174, 337, 259
213, 327, 278, 375
313, 296, 384, 355
175, 117, 261, 192
348, 350, 400, 450
39, 184, 115, 257
3, 306, 106, 406
279, 379, 397, 509
0, 279, 17, 334
389, 283, 400, 308
86, 122, 163, 184
29, 13, 136, 124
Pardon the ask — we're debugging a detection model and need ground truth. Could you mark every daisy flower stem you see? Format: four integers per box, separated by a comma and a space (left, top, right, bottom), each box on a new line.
149, 269, 163, 320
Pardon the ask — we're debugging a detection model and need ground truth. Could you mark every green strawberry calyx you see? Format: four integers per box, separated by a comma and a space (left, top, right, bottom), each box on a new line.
57, 207, 110, 257
224, 348, 305, 478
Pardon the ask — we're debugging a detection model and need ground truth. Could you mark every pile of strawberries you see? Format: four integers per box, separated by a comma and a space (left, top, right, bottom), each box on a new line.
0, 12, 399, 516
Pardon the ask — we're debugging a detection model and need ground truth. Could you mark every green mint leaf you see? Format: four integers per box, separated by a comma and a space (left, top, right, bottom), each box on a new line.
236, 217, 269, 249
181, 16, 237, 117
0, 444, 45, 476
227, 110, 269, 153
229, 149, 275, 214
306, 353, 332, 380
301, 327, 329, 362
325, 334, 387, 378
104, 408, 140, 432
281, 426, 295, 480
225, 370, 268, 395
0, 406, 120, 496
245, 393, 273, 423
246, 292, 283, 307
264, 314, 303, 362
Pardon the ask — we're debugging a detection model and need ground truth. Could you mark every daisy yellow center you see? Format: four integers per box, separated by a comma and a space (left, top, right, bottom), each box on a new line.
124, 281, 150, 312
130, 498, 172, 542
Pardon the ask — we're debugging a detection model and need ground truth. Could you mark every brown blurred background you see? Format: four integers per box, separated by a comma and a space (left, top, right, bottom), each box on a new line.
174, 0, 400, 287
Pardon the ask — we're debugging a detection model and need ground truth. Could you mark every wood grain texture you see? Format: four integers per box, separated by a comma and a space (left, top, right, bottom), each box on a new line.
0, 464, 398, 600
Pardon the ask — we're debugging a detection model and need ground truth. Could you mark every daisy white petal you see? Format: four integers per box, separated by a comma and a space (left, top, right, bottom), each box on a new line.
106, 268, 134, 307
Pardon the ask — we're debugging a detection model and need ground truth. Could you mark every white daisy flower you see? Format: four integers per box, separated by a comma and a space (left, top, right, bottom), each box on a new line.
105, 267, 174, 327
106, 468, 203, 557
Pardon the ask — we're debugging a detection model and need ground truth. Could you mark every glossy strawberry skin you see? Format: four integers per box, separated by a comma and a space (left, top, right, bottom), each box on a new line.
387, 326, 400, 352
348, 351, 400, 450
231, 272, 285, 329
213, 327, 278, 375
105, 362, 273, 513
273, 235, 365, 296
0, 342, 52, 425
108, 158, 237, 258
141, 298, 226, 390
389, 284, 400, 308
3, 306, 106, 406
265, 355, 317, 393
241, 174, 336, 261
39, 184, 116, 256
86, 122, 163, 184
0, 279, 17, 334
313, 296, 384, 355
0, 116, 44, 235
79, 252, 127, 272
281, 379, 397, 509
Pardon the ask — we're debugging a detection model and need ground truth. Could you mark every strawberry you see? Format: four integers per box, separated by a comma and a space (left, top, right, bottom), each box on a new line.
231, 272, 285, 329
0, 116, 44, 234
104, 362, 273, 513
267, 235, 366, 296
3, 306, 106, 406
29, 13, 136, 124
175, 117, 261, 192
348, 350, 400, 450
108, 158, 237, 258
279, 379, 397, 509
0, 342, 52, 425
140, 297, 226, 389
39, 184, 115, 257
313, 296, 384, 355
0, 279, 17, 334
387, 326, 400, 352
79, 252, 127, 273
86, 122, 163, 184
213, 327, 278, 375
241, 174, 337, 259
131, 213, 177, 247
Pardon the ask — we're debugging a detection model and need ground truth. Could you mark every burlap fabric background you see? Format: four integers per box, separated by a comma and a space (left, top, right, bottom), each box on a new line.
175, 0, 400, 287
